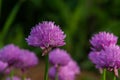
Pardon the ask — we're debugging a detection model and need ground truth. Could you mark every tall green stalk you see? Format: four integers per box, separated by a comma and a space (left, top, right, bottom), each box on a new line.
10, 70, 14, 80
113, 76, 116, 80
0, 0, 2, 47
44, 55, 49, 80
55, 72, 58, 80
0, 74, 3, 80
102, 69, 106, 80
22, 74, 26, 80
2, 1, 22, 37
0, 1, 23, 47
0, 0, 2, 17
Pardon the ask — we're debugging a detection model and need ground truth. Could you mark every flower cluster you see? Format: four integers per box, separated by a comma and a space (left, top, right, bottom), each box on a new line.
49, 48, 71, 66
90, 31, 118, 51
48, 48, 80, 80
15, 49, 38, 70
0, 44, 38, 74
26, 21, 80, 80
26, 21, 66, 56
0, 61, 8, 73
89, 31, 120, 76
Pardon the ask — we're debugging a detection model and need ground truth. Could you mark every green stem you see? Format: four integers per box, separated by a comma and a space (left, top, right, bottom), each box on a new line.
1, 1, 22, 46
22, 74, 26, 80
10, 70, 14, 80
0, 74, 3, 80
0, 0, 2, 17
113, 76, 116, 80
55, 72, 58, 80
44, 55, 49, 80
102, 69, 106, 80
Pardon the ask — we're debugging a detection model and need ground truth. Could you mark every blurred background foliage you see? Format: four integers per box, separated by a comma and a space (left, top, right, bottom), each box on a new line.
1, 0, 120, 76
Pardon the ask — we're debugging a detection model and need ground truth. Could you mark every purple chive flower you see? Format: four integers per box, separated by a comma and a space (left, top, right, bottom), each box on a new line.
88, 51, 100, 68
6, 76, 31, 80
90, 32, 118, 51
96, 45, 120, 76
0, 44, 21, 66
26, 21, 66, 55
4, 68, 11, 74
0, 44, 38, 72
58, 67, 76, 80
65, 60, 80, 75
49, 48, 71, 66
0, 61, 8, 73
48, 66, 56, 80
15, 49, 38, 70
49, 60, 80, 80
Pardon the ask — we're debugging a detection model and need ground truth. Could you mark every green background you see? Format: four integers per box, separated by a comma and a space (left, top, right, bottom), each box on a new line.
1, 0, 120, 79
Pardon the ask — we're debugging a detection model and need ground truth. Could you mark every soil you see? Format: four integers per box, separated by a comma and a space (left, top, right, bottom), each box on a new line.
8, 61, 100, 80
